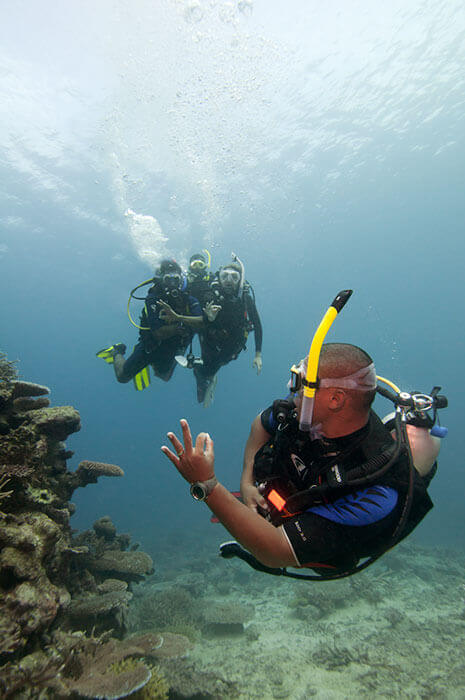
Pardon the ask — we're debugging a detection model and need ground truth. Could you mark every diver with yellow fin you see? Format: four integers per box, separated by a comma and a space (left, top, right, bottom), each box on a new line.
161, 290, 447, 581
97, 259, 203, 390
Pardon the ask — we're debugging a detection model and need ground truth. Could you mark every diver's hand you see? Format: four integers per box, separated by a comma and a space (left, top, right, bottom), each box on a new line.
157, 300, 179, 323
204, 300, 221, 322
253, 352, 262, 375
161, 419, 215, 483
241, 482, 268, 513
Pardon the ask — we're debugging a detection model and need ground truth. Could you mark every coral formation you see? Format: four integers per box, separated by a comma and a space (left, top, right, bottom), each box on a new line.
202, 600, 255, 635
123, 660, 169, 699
94, 514, 118, 540
12, 396, 50, 412
0, 630, 180, 699
61, 633, 171, 699
0, 354, 192, 698
87, 550, 154, 581
77, 459, 125, 482
132, 587, 198, 631
10, 380, 49, 398
0, 351, 18, 385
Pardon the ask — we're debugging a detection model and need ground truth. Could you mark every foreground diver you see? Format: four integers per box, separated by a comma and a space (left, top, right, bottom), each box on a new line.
191, 256, 263, 406
97, 259, 203, 389
161, 291, 446, 580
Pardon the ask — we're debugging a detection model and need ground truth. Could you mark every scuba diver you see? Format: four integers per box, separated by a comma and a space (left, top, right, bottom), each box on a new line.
96, 259, 203, 390
161, 290, 447, 581
186, 250, 214, 307
187, 254, 263, 406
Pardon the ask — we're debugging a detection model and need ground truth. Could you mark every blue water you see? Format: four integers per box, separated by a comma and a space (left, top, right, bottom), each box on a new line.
1, 0, 464, 559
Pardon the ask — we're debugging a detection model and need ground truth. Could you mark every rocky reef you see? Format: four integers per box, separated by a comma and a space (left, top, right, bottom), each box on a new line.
0, 353, 190, 698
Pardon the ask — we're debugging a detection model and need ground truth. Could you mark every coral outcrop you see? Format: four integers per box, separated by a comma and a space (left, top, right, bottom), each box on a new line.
0, 353, 189, 698
202, 600, 255, 635
0, 630, 187, 699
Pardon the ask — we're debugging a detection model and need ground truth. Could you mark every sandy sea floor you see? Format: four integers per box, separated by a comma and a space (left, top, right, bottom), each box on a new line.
132, 524, 465, 699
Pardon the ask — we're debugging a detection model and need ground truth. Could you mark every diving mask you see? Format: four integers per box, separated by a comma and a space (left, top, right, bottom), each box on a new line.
288, 362, 377, 394
289, 364, 302, 393
162, 273, 182, 288
319, 363, 377, 391
190, 259, 207, 272
219, 269, 240, 284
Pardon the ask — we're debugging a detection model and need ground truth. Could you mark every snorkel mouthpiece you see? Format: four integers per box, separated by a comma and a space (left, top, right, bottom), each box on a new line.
299, 290, 353, 433
331, 289, 353, 313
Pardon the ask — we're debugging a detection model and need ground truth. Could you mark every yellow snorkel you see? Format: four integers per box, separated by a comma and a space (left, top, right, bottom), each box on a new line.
203, 248, 211, 268
299, 290, 353, 432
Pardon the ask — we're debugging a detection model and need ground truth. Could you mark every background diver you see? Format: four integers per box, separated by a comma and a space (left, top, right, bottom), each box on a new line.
96, 259, 203, 390
185, 250, 214, 307
183, 255, 263, 406
160, 291, 446, 581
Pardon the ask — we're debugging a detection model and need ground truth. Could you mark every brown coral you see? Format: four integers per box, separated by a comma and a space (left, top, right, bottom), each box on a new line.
98, 579, 129, 594
66, 590, 133, 635
28, 406, 81, 440
0, 579, 69, 655
68, 590, 133, 619
12, 397, 50, 412
0, 464, 33, 479
88, 550, 154, 581
0, 365, 165, 696
76, 460, 125, 485
73, 661, 152, 699
62, 635, 155, 699
149, 632, 192, 659
0, 510, 72, 654
0, 474, 13, 515
93, 515, 117, 540
202, 600, 255, 635
10, 381, 50, 398
0, 352, 18, 384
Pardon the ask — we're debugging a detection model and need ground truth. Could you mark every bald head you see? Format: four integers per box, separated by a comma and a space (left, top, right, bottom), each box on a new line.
318, 343, 373, 377
298, 343, 376, 415
320, 343, 376, 413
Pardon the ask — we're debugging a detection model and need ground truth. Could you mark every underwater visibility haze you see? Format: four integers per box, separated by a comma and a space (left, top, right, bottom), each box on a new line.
1, 1, 465, 697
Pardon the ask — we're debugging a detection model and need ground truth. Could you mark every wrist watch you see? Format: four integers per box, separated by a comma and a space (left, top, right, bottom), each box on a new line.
190, 477, 218, 502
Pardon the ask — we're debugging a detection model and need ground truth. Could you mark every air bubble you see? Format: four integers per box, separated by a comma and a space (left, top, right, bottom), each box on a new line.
184, 1, 204, 24
238, 0, 253, 17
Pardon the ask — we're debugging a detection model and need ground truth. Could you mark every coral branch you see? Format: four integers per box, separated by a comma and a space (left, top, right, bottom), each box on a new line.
0, 474, 13, 516
76, 460, 125, 485
10, 381, 50, 398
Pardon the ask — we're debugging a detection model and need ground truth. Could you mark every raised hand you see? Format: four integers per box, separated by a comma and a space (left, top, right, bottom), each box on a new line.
161, 419, 215, 483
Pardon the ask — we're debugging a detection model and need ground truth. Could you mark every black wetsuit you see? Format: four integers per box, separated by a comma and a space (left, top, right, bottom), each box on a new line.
118, 285, 201, 382
194, 281, 263, 402
254, 407, 435, 573
186, 272, 213, 308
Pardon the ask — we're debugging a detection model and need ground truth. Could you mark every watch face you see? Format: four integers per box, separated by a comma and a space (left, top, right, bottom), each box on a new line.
191, 484, 205, 501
